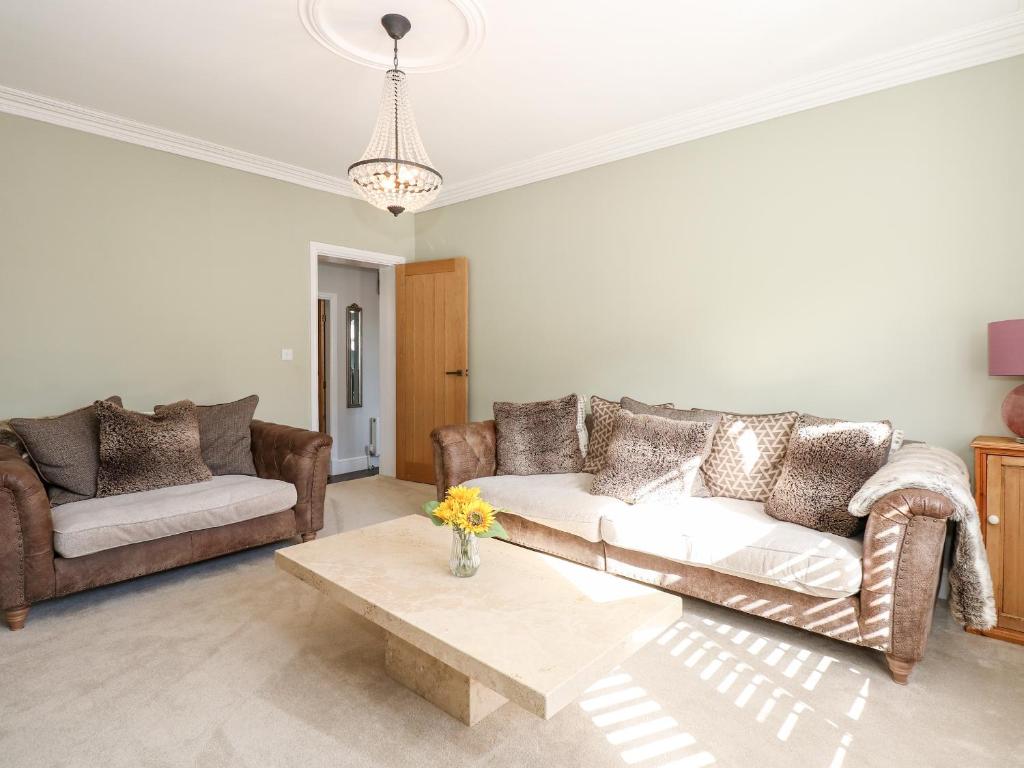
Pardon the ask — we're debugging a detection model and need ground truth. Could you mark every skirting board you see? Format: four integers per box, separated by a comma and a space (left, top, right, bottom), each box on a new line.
332, 456, 374, 475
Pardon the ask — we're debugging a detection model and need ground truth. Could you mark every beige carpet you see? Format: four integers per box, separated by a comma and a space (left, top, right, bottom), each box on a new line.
1, 476, 1021, 768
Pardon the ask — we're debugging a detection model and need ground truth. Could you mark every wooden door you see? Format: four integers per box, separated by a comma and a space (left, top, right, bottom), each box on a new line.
395, 258, 468, 483
317, 298, 329, 434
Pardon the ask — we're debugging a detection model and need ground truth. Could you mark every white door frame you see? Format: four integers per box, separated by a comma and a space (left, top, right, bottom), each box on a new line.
309, 241, 406, 477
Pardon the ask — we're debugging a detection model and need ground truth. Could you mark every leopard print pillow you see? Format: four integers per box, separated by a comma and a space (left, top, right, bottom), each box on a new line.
582, 396, 674, 475
97, 399, 212, 497
591, 410, 718, 504
494, 394, 585, 476
766, 414, 893, 537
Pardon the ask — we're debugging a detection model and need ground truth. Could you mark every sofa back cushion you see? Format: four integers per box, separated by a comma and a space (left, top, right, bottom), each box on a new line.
701, 411, 799, 502
620, 397, 718, 423
766, 414, 893, 537
592, 410, 718, 504
97, 400, 212, 497
494, 394, 585, 476
9, 396, 123, 505
155, 394, 258, 476
583, 396, 674, 475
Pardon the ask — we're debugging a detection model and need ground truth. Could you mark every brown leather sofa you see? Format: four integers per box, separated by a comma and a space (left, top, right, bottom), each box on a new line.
432, 420, 953, 686
0, 420, 330, 631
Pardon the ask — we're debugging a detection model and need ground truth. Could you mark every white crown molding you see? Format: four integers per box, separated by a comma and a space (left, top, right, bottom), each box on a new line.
2, 11, 1023, 212
0, 84, 357, 198
423, 10, 1024, 211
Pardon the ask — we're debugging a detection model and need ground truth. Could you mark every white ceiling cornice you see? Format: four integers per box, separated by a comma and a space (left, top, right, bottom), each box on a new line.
1, 10, 1022, 212
424, 10, 1024, 210
0, 84, 357, 198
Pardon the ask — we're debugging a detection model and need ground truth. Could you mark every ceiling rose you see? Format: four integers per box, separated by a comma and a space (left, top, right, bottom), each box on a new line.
299, 0, 485, 73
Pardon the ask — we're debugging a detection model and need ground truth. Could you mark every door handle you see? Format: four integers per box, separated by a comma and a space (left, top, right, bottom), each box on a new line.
445, 369, 468, 377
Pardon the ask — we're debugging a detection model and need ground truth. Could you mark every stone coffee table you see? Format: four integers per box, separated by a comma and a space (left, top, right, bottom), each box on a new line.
275, 515, 681, 726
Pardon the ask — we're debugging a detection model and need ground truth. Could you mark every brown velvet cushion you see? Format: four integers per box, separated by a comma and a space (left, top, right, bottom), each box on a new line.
9, 396, 123, 505
155, 395, 258, 476
494, 394, 585, 476
766, 413, 893, 537
591, 410, 718, 504
96, 400, 212, 497
582, 396, 674, 475
701, 411, 799, 502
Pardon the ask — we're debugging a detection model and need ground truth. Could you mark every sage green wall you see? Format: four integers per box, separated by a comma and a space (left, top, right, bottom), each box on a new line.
0, 113, 413, 426
415, 56, 1024, 456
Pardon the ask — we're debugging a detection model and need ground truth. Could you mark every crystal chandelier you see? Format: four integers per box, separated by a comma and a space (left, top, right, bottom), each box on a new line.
348, 14, 442, 216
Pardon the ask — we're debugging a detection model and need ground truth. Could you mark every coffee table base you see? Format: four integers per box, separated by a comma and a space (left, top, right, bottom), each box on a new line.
384, 632, 508, 726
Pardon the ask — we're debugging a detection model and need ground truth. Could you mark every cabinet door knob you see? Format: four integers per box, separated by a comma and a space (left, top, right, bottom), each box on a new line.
988, 515, 1000, 526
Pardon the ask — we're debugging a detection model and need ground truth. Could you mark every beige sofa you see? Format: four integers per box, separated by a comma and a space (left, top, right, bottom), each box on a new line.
432, 421, 954, 685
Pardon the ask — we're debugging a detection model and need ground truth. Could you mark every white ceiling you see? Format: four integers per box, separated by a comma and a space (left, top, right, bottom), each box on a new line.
1, 1, 1023, 210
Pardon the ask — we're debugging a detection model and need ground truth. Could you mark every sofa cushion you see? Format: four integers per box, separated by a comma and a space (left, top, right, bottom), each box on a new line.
469, 472, 624, 543
620, 398, 718, 424
601, 497, 863, 598
701, 411, 799, 502
97, 400, 212, 497
494, 394, 585, 476
582, 396, 673, 475
9, 396, 123, 505
155, 395, 258, 476
592, 411, 718, 504
51, 475, 297, 558
766, 414, 893, 537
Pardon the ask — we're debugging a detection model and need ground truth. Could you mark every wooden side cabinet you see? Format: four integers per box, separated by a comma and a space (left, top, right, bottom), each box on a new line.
971, 436, 1024, 644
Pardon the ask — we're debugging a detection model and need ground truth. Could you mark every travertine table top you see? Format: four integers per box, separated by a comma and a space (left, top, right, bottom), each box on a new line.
275, 515, 682, 719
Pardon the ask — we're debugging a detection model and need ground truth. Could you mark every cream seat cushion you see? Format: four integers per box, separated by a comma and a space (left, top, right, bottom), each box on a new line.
468, 473, 625, 543
51, 475, 297, 558
600, 497, 863, 598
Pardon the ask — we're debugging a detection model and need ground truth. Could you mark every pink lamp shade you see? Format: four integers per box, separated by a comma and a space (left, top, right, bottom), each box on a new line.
989, 319, 1024, 375
989, 319, 1024, 441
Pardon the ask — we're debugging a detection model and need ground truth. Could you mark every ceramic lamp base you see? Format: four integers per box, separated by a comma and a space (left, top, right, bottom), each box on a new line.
1003, 383, 1024, 441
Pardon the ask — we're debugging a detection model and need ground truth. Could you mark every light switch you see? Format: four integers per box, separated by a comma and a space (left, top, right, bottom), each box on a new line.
281, 348, 293, 361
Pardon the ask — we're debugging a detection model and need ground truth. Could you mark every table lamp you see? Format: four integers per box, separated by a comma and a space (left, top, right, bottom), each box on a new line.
989, 319, 1024, 442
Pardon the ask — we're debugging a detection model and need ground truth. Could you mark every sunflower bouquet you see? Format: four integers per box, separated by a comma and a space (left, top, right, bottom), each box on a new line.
423, 486, 507, 577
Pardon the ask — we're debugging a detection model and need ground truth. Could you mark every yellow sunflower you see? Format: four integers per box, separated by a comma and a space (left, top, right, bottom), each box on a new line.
432, 500, 457, 525
446, 485, 481, 505
460, 499, 496, 535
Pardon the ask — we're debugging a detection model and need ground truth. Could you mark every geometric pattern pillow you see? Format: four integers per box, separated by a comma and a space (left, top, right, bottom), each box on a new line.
766, 414, 893, 537
582, 396, 674, 475
702, 411, 798, 502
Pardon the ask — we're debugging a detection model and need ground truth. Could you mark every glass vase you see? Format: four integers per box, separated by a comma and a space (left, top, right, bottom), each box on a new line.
449, 528, 480, 577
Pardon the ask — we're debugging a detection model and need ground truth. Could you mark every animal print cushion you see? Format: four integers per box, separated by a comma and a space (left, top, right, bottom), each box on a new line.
591, 410, 718, 504
701, 411, 799, 502
494, 394, 586, 476
96, 400, 212, 497
583, 396, 674, 474
766, 414, 893, 537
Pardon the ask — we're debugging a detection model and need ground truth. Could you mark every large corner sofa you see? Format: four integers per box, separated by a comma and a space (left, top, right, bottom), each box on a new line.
0, 421, 330, 631
432, 421, 953, 686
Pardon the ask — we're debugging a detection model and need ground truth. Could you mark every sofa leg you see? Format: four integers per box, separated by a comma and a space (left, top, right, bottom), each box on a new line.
300, 532, 317, 543
885, 654, 915, 685
4, 605, 29, 631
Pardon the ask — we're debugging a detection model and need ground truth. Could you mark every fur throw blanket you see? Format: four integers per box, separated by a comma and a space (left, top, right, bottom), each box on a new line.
848, 443, 996, 630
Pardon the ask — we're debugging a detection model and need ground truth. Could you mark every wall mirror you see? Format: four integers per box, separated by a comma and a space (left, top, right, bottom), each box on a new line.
346, 303, 363, 408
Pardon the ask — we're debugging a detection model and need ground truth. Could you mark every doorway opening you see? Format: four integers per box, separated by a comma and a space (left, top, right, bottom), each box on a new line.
309, 242, 405, 478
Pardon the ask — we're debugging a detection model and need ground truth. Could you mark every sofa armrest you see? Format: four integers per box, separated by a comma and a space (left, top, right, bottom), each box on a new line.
250, 421, 332, 536
430, 421, 496, 501
0, 446, 56, 613
859, 488, 953, 675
